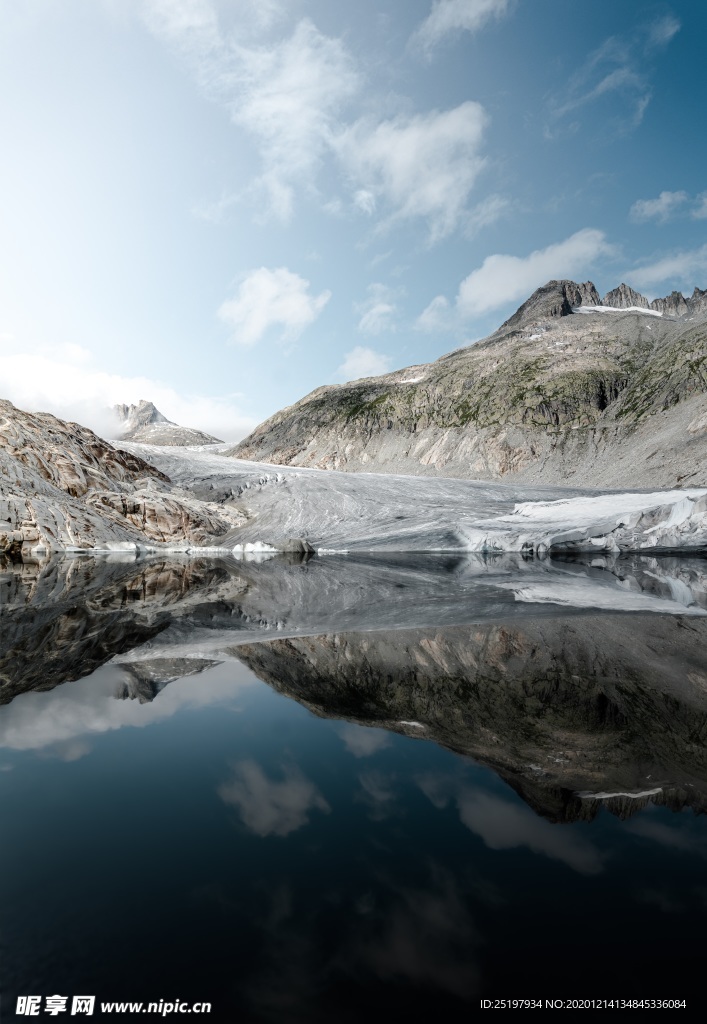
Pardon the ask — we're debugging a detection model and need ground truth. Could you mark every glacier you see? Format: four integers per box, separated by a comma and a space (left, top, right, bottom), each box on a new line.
118, 443, 707, 557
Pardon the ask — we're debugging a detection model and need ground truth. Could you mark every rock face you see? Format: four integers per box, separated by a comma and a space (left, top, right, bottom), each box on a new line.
0, 399, 244, 555
229, 278, 707, 488
234, 613, 707, 823
602, 283, 649, 309
114, 399, 222, 446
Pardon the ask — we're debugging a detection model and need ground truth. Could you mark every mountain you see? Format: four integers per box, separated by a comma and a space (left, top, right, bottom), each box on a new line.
3, 393, 707, 557
228, 279, 707, 488
114, 399, 222, 446
0, 398, 244, 557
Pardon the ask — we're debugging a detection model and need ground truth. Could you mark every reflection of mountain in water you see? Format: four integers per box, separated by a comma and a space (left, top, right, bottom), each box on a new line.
2, 552, 707, 823
233, 617, 707, 824
0, 556, 244, 704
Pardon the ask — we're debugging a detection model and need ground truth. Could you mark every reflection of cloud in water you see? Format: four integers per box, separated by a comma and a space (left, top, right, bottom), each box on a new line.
457, 790, 603, 875
626, 817, 703, 853
0, 662, 253, 755
356, 770, 398, 821
338, 723, 391, 758
417, 774, 602, 874
345, 865, 480, 999
218, 761, 330, 837
245, 863, 480, 1018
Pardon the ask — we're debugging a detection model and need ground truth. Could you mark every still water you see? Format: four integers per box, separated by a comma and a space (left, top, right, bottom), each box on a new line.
1, 553, 706, 1020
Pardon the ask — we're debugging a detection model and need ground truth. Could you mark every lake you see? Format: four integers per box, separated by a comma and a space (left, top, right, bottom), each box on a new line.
1, 553, 705, 1019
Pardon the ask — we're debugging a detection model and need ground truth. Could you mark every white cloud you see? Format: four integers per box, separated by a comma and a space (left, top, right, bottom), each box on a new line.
143, 7, 359, 221
218, 760, 330, 837
545, 26, 675, 136
413, 0, 511, 54
336, 102, 488, 240
692, 193, 707, 220
1, 339, 256, 442
0, 662, 251, 754
356, 283, 398, 335
550, 38, 648, 127
353, 189, 376, 215
339, 724, 391, 758
456, 790, 603, 875
336, 346, 392, 381
141, 0, 221, 54
229, 19, 359, 219
218, 267, 330, 347
417, 228, 612, 325
630, 190, 688, 223
414, 295, 452, 334
624, 244, 707, 292
646, 14, 681, 49
465, 193, 511, 235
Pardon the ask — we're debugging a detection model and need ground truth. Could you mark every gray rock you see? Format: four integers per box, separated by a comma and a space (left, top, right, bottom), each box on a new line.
228, 279, 707, 489
602, 283, 649, 308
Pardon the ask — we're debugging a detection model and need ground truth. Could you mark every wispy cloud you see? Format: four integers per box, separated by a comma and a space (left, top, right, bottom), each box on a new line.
624, 244, 707, 292
465, 193, 511, 236
693, 193, 707, 220
227, 19, 359, 220
356, 283, 399, 335
546, 15, 680, 137
412, 0, 511, 55
630, 190, 688, 223
336, 346, 392, 381
336, 102, 488, 241
218, 267, 330, 347
645, 14, 681, 50
142, 5, 358, 221
417, 228, 612, 326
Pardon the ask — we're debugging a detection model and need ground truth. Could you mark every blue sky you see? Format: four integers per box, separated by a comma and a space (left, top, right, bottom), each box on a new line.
1, 0, 706, 439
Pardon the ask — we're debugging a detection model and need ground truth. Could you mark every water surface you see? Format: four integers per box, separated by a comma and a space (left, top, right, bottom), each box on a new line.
1, 553, 706, 1019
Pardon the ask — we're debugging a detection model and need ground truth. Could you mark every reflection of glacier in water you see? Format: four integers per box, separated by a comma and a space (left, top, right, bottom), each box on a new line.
1, 551, 707, 1010
2, 551, 707, 820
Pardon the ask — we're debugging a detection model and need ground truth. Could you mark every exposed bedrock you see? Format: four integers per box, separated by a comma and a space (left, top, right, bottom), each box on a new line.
0, 399, 244, 554
229, 279, 707, 488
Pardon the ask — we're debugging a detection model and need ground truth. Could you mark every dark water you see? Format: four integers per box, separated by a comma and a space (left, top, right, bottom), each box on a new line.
1, 554, 706, 1020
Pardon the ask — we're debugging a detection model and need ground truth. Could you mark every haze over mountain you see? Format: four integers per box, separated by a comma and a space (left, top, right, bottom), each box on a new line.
230, 279, 707, 489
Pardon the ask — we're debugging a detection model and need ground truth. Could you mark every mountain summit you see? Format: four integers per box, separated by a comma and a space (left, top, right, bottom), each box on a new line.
114, 400, 222, 446
228, 279, 707, 489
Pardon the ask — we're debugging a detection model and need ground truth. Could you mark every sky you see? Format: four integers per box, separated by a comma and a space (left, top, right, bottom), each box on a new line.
1, 0, 706, 440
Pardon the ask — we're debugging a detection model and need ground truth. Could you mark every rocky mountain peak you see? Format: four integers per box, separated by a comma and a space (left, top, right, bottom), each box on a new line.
113, 399, 222, 447
501, 279, 600, 330
602, 283, 648, 309
115, 400, 174, 434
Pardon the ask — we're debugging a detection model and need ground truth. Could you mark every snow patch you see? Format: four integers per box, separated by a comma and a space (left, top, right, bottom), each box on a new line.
573, 305, 663, 317
577, 788, 664, 800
